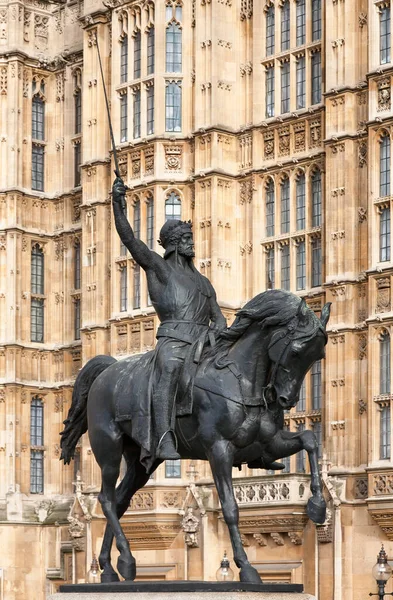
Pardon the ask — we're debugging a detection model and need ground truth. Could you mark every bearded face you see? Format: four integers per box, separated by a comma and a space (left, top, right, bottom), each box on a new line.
177, 233, 195, 258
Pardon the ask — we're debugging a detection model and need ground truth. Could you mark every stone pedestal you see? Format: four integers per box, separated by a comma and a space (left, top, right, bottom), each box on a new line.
48, 581, 316, 600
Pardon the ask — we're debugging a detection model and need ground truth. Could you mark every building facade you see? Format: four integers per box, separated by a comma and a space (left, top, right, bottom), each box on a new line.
0, 0, 392, 598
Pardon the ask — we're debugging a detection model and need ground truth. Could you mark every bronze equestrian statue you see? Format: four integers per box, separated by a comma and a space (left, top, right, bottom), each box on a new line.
60, 178, 331, 584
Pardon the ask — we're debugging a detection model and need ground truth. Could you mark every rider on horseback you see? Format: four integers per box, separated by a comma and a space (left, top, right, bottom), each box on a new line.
112, 177, 227, 460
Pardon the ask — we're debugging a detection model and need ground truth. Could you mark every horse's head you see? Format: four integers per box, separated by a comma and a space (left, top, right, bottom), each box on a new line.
266, 299, 331, 410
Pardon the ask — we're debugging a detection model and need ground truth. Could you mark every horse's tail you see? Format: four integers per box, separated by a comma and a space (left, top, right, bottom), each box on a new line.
60, 355, 117, 464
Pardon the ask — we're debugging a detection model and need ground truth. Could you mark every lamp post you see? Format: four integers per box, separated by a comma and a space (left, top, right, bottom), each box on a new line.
370, 546, 393, 600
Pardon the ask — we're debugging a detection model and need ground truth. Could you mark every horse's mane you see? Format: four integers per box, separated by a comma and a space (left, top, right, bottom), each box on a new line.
214, 290, 321, 355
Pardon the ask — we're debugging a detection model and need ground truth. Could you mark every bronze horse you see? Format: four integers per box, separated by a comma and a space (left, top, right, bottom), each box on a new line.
60, 290, 331, 584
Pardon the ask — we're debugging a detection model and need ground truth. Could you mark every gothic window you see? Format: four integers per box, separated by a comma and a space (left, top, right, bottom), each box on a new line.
133, 88, 141, 139
74, 242, 81, 290
311, 237, 322, 287
281, 245, 290, 290
165, 459, 181, 478
165, 192, 181, 220
281, 0, 290, 51
296, 0, 306, 46
380, 331, 391, 394
297, 381, 306, 411
120, 266, 127, 312
165, 82, 182, 132
133, 199, 141, 239
146, 197, 154, 249
74, 89, 82, 134
266, 247, 275, 289
31, 299, 44, 342
32, 145, 44, 192
312, 421, 322, 459
311, 360, 322, 408
380, 404, 391, 459
266, 6, 275, 56
380, 134, 391, 197
147, 27, 155, 75
296, 423, 306, 472
380, 6, 391, 65
281, 62, 290, 114
312, 0, 322, 41
266, 180, 275, 237
31, 244, 44, 295
311, 170, 322, 226
296, 241, 306, 290
30, 397, 44, 494
296, 173, 306, 230
134, 31, 141, 78
74, 143, 81, 187
147, 86, 154, 135
74, 298, 81, 340
121, 34, 128, 83
380, 207, 391, 262
296, 56, 306, 109
32, 96, 45, 141
311, 51, 322, 104
281, 177, 290, 233
120, 204, 128, 256
166, 23, 182, 73
120, 94, 128, 142
133, 264, 141, 309
266, 66, 275, 118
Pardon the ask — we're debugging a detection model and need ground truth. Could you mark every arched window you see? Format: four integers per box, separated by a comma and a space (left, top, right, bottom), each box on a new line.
266, 247, 275, 289
74, 89, 82, 134
296, 173, 306, 230
165, 82, 182, 132
266, 6, 275, 56
266, 179, 275, 237
147, 27, 155, 75
281, 0, 290, 51
281, 245, 290, 290
165, 192, 181, 220
166, 23, 182, 72
134, 31, 141, 78
380, 331, 391, 394
311, 360, 322, 409
32, 89, 45, 191
32, 96, 45, 141
120, 34, 128, 83
120, 265, 127, 312
296, 0, 306, 46
74, 241, 81, 289
31, 244, 44, 295
146, 197, 154, 249
311, 169, 322, 226
312, 0, 321, 41
120, 204, 128, 256
380, 206, 391, 262
380, 6, 391, 65
30, 397, 44, 493
280, 176, 290, 233
380, 133, 391, 197
133, 199, 141, 238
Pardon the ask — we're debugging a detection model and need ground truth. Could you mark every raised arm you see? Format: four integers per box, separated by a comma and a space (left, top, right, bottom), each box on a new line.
112, 178, 166, 277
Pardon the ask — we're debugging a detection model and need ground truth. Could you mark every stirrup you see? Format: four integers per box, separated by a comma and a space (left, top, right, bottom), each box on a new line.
157, 429, 178, 451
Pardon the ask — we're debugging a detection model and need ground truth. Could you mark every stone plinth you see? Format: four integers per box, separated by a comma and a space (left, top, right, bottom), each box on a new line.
48, 581, 316, 600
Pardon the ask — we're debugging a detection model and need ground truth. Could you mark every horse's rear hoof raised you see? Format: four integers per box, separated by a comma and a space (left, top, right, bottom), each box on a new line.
117, 556, 136, 581
239, 565, 262, 584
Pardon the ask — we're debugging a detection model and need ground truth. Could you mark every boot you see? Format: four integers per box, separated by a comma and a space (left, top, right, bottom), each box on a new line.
156, 431, 181, 460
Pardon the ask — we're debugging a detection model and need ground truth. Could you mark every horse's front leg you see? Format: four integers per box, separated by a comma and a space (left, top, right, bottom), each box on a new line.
208, 440, 262, 583
266, 428, 326, 525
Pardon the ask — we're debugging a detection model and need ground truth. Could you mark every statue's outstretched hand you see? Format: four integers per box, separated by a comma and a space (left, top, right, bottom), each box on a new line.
112, 177, 127, 210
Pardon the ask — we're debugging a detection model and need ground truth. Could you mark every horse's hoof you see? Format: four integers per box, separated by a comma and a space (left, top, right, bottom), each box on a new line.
307, 497, 326, 525
239, 565, 262, 584
101, 571, 120, 583
117, 557, 136, 581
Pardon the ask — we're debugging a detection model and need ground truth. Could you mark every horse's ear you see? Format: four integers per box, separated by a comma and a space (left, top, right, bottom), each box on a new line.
297, 298, 307, 316
320, 302, 332, 329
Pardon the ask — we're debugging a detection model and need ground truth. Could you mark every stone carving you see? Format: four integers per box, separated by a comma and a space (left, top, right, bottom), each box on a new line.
118, 155, 127, 178
309, 119, 321, 148
144, 146, 154, 175
54, 393, 64, 413
234, 481, 290, 504
73, 198, 81, 222
270, 532, 284, 546
131, 491, 154, 510
240, 0, 253, 20
240, 133, 252, 168
358, 207, 367, 222
0, 66, 7, 95
358, 12, 367, 27
56, 71, 65, 102
278, 126, 290, 156
374, 474, 393, 495
376, 277, 391, 313
359, 398, 367, 414
331, 420, 345, 429
35, 499, 55, 523
293, 122, 306, 153
358, 333, 367, 360
358, 140, 367, 167
240, 179, 254, 204
161, 491, 182, 508
165, 145, 182, 172
354, 477, 368, 499
316, 507, 333, 543
240, 62, 253, 76
263, 130, 274, 158
288, 531, 303, 545
253, 533, 267, 546
240, 533, 250, 546
131, 150, 141, 178
34, 15, 49, 50
378, 77, 391, 112
0, 389, 5, 403
181, 507, 199, 547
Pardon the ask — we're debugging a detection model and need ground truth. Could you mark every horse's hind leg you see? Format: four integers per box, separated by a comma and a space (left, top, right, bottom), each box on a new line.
208, 440, 262, 584
99, 443, 150, 583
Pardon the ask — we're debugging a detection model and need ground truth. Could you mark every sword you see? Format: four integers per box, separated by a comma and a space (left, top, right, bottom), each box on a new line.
95, 32, 127, 211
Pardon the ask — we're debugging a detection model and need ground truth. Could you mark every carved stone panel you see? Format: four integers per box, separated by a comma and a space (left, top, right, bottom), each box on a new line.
377, 77, 391, 112
376, 277, 391, 313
